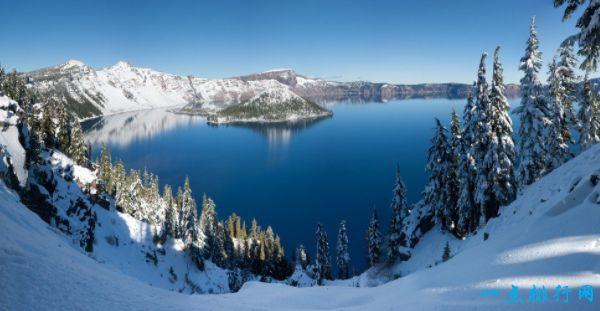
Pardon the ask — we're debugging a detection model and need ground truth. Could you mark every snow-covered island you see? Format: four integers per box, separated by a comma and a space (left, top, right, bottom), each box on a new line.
178, 83, 333, 124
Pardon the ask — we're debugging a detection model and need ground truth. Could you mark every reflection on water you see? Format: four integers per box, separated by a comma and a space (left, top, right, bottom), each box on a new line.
209, 117, 330, 150
82, 109, 204, 147
82, 108, 329, 148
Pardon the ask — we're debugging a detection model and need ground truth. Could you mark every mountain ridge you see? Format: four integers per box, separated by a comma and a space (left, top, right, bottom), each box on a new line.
24, 60, 519, 120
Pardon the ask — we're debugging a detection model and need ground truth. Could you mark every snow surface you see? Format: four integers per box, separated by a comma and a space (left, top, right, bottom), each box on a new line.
3, 142, 600, 309
0, 95, 27, 186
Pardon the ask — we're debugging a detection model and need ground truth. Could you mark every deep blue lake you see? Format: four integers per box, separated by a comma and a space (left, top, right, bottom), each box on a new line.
83, 98, 518, 271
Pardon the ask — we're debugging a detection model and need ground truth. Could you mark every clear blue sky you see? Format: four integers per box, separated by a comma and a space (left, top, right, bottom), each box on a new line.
0, 0, 583, 84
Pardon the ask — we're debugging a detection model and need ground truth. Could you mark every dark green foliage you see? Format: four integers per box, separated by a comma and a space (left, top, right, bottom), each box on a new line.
388, 166, 410, 261
366, 208, 381, 267
209, 94, 331, 122
336, 220, 350, 279
442, 242, 451, 262
315, 223, 332, 284
40, 102, 56, 148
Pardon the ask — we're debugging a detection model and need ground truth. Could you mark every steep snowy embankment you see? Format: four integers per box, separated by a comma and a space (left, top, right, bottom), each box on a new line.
2, 144, 600, 309
0, 96, 27, 186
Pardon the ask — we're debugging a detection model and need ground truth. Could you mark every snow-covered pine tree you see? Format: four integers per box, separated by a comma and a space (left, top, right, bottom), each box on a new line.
470, 52, 496, 224
40, 102, 55, 148
179, 177, 197, 246
554, 0, 600, 71
366, 208, 381, 267
388, 165, 409, 261
447, 110, 461, 230
98, 144, 113, 191
336, 220, 350, 279
200, 194, 218, 260
56, 104, 71, 153
118, 169, 141, 217
212, 222, 227, 268
222, 223, 236, 269
68, 120, 87, 165
457, 91, 479, 235
423, 118, 453, 229
111, 159, 125, 198
295, 244, 310, 270
315, 223, 332, 284
577, 75, 600, 152
162, 184, 177, 237
485, 47, 517, 219
546, 57, 573, 170
515, 17, 550, 188
556, 41, 580, 128
25, 111, 42, 166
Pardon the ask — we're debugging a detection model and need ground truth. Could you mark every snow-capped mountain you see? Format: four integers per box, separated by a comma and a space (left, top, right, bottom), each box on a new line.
27, 61, 333, 120
28, 60, 204, 119
26, 61, 519, 120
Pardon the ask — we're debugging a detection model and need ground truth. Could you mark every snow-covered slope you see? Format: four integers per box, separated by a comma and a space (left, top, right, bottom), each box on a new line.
28, 60, 205, 118
27, 61, 334, 120
3, 141, 600, 309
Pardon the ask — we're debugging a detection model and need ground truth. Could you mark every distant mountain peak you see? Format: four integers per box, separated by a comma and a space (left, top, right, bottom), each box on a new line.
261, 68, 295, 74
61, 59, 87, 69
109, 60, 132, 70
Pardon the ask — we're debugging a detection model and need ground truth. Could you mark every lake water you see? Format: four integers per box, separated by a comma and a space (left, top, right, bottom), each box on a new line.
83, 98, 517, 270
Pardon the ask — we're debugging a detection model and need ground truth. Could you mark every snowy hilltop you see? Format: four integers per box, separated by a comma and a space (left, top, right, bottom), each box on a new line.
182, 80, 332, 124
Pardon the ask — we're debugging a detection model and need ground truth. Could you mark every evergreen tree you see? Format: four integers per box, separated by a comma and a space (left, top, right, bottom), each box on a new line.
111, 160, 126, 198
162, 184, 177, 237
448, 109, 462, 213
485, 47, 517, 219
40, 102, 55, 148
556, 42, 580, 127
577, 76, 600, 152
179, 177, 197, 246
200, 194, 218, 260
212, 222, 227, 268
457, 91, 478, 235
26, 114, 42, 165
447, 110, 461, 229
222, 223, 236, 269
56, 104, 71, 153
336, 220, 350, 279
554, 0, 600, 71
423, 118, 453, 229
515, 17, 550, 187
295, 244, 310, 270
98, 144, 112, 191
68, 120, 87, 165
315, 223, 332, 285
366, 208, 381, 267
388, 165, 409, 261
471, 52, 496, 224
546, 57, 573, 170
442, 241, 451, 262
